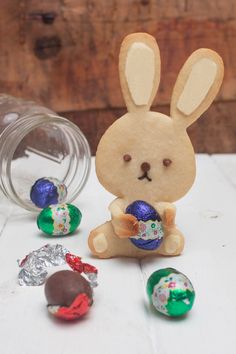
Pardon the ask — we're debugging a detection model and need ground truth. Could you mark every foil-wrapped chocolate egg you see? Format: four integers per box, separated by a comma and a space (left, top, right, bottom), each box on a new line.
37, 203, 82, 236
125, 200, 164, 250
45, 270, 93, 320
30, 177, 67, 208
147, 268, 195, 317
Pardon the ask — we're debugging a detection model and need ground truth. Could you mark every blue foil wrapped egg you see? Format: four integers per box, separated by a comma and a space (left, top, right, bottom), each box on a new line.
30, 177, 67, 208
125, 200, 164, 251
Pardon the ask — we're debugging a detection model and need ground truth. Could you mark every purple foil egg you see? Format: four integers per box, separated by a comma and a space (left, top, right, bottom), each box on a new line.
30, 177, 67, 208
125, 200, 164, 251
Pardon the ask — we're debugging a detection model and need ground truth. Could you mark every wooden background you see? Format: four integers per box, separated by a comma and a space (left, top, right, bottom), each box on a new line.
0, 0, 235, 154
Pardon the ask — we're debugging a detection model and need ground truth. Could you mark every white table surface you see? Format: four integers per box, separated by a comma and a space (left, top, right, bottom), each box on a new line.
0, 154, 236, 354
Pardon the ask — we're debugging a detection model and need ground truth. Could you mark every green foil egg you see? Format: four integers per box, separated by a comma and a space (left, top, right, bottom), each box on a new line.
37, 203, 82, 236
146, 268, 195, 317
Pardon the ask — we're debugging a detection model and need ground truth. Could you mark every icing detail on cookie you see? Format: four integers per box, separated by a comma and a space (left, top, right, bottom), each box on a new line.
177, 58, 217, 115
138, 162, 152, 181
163, 158, 172, 167
123, 154, 132, 162
125, 42, 155, 106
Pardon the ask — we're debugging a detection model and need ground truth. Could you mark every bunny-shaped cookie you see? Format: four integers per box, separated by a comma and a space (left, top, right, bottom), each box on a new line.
88, 32, 224, 259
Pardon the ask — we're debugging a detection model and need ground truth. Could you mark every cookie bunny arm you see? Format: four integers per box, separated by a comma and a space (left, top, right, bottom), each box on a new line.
171, 48, 224, 127
153, 202, 185, 256
154, 202, 176, 229
108, 198, 125, 217
109, 199, 139, 238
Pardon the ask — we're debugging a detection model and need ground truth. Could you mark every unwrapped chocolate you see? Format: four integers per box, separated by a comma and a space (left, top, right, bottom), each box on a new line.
45, 270, 93, 320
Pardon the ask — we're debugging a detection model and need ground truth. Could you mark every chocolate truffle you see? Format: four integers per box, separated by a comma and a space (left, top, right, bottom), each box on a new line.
45, 270, 94, 320
45, 270, 93, 307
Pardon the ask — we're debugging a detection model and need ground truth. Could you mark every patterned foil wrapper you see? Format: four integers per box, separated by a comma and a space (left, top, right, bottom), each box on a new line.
126, 200, 164, 251
18, 244, 69, 286
18, 244, 98, 288
87, 273, 98, 288
66, 253, 98, 288
147, 268, 195, 317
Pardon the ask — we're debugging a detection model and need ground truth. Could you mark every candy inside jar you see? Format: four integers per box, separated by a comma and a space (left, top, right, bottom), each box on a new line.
0, 95, 91, 211
30, 177, 68, 208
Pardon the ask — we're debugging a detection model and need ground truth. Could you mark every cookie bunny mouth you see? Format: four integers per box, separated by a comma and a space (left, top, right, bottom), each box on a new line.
138, 172, 152, 182
138, 162, 152, 182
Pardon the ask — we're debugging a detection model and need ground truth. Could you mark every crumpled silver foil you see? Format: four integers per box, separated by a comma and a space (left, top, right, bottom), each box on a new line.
18, 244, 69, 286
86, 273, 98, 288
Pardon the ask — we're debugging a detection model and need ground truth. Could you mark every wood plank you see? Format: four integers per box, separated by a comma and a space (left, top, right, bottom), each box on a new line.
63, 100, 236, 155
0, 1, 236, 111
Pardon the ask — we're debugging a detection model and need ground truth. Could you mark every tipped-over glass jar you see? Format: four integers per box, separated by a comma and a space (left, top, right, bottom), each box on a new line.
0, 95, 91, 211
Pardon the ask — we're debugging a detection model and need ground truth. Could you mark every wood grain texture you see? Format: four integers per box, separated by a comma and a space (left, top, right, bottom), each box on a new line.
63, 100, 236, 155
0, 0, 236, 112
0, 1, 235, 153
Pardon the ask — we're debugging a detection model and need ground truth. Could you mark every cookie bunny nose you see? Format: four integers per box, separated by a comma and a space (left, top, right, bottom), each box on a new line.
141, 162, 151, 172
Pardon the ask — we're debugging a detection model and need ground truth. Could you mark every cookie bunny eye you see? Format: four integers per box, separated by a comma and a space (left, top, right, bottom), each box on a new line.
163, 158, 172, 167
123, 154, 132, 162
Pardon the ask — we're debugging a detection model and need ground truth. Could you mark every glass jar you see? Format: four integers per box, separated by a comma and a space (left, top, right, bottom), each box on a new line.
0, 95, 91, 211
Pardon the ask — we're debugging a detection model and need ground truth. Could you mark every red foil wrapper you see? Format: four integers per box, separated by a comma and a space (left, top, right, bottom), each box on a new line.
66, 253, 98, 277
48, 293, 90, 320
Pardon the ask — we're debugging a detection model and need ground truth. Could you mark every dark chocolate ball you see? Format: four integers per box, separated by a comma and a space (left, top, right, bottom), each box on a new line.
45, 270, 93, 307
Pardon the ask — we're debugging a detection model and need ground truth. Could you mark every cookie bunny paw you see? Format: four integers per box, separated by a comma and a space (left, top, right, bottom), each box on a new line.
88, 229, 110, 258
158, 232, 184, 256
112, 214, 139, 238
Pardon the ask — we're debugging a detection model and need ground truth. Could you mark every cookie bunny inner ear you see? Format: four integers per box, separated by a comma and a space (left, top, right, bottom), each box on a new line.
119, 33, 161, 113
171, 48, 224, 127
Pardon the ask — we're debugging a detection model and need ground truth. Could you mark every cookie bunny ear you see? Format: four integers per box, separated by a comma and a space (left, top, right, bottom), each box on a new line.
171, 48, 224, 127
119, 33, 161, 113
